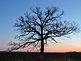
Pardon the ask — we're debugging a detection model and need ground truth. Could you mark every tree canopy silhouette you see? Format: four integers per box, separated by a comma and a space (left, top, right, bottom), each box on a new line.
9, 7, 78, 53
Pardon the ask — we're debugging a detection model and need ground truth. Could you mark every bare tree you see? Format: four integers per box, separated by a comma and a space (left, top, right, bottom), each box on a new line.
9, 7, 78, 53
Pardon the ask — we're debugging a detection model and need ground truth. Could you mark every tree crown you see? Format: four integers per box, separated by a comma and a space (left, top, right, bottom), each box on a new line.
9, 7, 78, 52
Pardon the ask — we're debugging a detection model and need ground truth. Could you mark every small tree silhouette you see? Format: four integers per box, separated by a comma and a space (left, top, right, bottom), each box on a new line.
9, 7, 78, 53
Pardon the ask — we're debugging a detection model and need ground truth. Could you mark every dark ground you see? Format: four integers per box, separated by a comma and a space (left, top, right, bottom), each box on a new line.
0, 51, 81, 61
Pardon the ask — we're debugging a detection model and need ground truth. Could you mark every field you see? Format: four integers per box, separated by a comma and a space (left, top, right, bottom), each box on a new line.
0, 52, 81, 61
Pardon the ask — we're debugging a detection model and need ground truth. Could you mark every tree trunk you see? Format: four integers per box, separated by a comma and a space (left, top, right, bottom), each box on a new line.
40, 37, 44, 60
40, 39, 44, 53
40, 25, 44, 53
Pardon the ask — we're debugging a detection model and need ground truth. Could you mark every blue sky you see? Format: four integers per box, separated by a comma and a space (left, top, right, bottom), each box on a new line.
0, 0, 81, 52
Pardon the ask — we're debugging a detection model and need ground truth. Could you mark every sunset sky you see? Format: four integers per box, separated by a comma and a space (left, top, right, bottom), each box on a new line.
0, 0, 81, 52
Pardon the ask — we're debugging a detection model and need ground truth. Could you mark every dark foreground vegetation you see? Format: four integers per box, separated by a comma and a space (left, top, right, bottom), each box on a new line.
0, 51, 81, 61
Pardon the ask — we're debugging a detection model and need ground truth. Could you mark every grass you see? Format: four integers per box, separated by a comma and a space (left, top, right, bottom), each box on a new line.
30, 58, 81, 61
0, 52, 81, 61
45, 58, 81, 61
46, 59, 81, 61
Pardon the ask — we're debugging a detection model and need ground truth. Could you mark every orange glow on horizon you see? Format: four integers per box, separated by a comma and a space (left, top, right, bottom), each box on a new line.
45, 47, 81, 52
45, 43, 81, 52
12, 43, 81, 52
16, 47, 81, 52
15, 46, 81, 52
